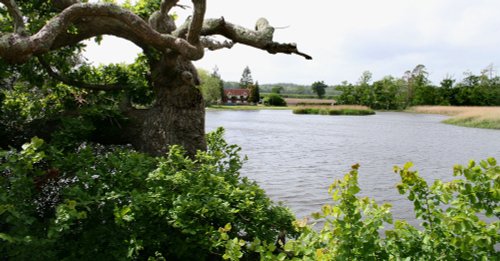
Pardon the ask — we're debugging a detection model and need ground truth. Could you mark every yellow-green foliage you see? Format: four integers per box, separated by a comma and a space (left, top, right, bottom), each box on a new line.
219, 159, 500, 260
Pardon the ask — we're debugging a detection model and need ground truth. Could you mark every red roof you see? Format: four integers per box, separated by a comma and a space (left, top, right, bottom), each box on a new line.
224, 89, 249, 96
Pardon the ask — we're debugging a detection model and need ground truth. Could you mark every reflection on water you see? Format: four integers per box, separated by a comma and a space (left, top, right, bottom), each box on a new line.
206, 110, 500, 224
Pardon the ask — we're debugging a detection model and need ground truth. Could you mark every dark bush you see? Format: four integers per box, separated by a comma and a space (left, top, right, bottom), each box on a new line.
263, 93, 287, 106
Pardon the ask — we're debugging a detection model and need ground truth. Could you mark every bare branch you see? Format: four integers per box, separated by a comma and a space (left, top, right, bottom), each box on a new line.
0, 3, 204, 64
186, 0, 206, 45
176, 17, 312, 60
37, 56, 125, 91
0, 0, 26, 34
200, 37, 234, 51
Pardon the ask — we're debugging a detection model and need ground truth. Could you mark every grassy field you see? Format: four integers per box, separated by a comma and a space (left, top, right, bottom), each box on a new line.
293, 105, 375, 116
408, 106, 500, 129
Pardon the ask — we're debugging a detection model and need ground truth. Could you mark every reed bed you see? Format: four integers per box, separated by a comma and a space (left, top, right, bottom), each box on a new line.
285, 98, 336, 106
293, 105, 375, 116
408, 106, 500, 129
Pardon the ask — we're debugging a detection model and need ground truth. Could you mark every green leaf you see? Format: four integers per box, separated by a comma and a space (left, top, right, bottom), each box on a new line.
0, 233, 14, 243
404, 162, 414, 170
487, 157, 497, 166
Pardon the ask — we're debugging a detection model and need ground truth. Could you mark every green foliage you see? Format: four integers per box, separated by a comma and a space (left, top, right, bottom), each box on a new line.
131, 0, 162, 19
388, 160, 499, 259
0, 53, 153, 149
219, 159, 499, 260
198, 69, 223, 105
0, 128, 295, 260
263, 93, 287, 107
336, 65, 500, 109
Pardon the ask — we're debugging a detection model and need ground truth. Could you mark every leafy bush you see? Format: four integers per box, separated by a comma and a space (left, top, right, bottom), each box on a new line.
263, 93, 287, 107
0, 128, 294, 260
220, 159, 499, 260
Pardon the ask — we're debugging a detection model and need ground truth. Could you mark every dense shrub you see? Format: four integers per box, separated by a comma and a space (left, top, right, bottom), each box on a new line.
263, 93, 287, 107
220, 159, 500, 260
0, 128, 295, 260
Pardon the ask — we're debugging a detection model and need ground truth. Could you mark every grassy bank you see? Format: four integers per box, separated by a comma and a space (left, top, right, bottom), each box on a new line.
408, 106, 500, 129
207, 105, 290, 111
293, 105, 375, 116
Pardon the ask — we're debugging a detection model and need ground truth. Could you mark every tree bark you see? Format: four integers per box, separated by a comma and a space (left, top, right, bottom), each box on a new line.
126, 54, 206, 157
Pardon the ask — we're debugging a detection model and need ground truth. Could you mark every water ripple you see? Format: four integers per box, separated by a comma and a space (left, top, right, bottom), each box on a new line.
207, 110, 500, 223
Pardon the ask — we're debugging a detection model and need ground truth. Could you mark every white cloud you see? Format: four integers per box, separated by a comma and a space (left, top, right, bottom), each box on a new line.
83, 0, 500, 85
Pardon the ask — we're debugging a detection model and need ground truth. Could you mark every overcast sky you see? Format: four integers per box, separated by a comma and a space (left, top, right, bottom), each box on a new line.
84, 0, 500, 85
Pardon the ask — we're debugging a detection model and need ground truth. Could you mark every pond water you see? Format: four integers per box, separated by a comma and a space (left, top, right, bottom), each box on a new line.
206, 110, 500, 224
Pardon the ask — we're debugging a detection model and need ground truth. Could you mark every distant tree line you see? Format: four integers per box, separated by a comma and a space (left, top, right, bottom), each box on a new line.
224, 82, 340, 97
336, 65, 500, 110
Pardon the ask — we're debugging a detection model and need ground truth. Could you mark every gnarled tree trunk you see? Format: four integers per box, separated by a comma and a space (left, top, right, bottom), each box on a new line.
127, 54, 206, 156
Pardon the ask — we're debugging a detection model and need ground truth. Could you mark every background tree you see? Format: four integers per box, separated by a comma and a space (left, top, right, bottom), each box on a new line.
357, 71, 374, 107
211, 66, 225, 104
198, 68, 221, 105
0, 0, 311, 156
263, 93, 286, 106
248, 81, 260, 104
311, 80, 327, 98
336, 64, 500, 108
403, 64, 429, 106
239, 65, 254, 89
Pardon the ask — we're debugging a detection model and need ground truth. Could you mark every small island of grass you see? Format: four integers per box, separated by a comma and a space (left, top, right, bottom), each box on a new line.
293, 105, 375, 116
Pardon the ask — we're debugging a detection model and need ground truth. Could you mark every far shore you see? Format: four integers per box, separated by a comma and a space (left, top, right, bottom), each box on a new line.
207, 103, 500, 130
408, 106, 500, 130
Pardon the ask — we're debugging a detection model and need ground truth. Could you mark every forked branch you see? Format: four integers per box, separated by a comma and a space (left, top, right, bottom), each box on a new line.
0, 3, 204, 64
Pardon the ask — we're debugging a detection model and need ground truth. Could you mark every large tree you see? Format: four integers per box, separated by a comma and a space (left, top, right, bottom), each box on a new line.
239, 65, 253, 88
0, 0, 311, 156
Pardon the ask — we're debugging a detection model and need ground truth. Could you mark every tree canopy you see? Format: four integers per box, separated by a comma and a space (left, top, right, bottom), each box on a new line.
336, 65, 500, 109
